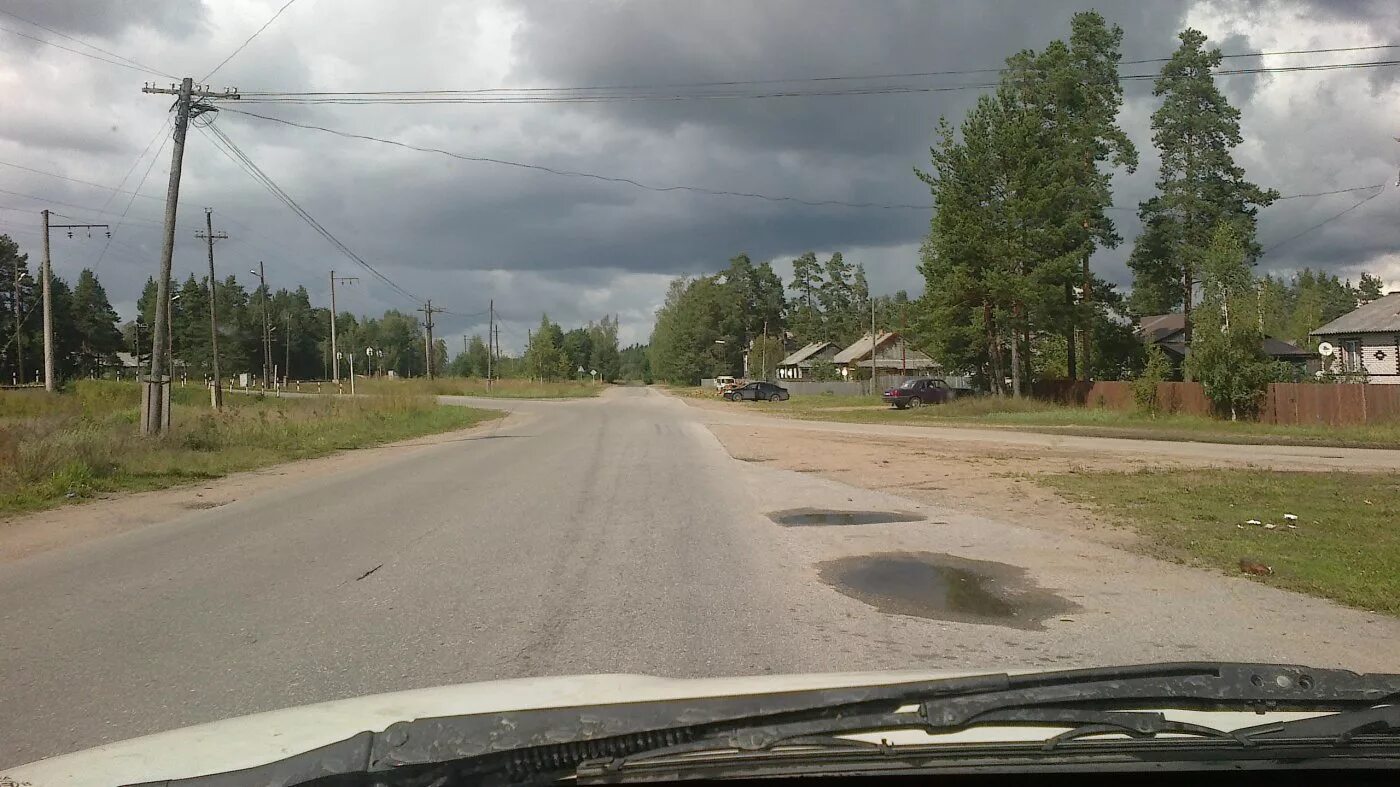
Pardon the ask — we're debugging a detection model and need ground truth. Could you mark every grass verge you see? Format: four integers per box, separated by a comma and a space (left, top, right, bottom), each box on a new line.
1038, 468, 1400, 615
744, 393, 1400, 449
331, 377, 601, 399
0, 381, 501, 516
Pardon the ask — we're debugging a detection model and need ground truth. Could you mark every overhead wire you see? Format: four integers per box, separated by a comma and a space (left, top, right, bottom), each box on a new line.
235, 42, 1400, 98
197, 119, 424, 305
95, 120, 173, 268
0, 7, 177, 78
0, 22, 170, 77
220, 107, 1393, 213
203, 0, 300, 80
1261, 184, 1390, 255
232, 53, 1400, 104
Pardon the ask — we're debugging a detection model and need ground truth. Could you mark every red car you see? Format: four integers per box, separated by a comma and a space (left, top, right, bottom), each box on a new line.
882, 377, 951, 409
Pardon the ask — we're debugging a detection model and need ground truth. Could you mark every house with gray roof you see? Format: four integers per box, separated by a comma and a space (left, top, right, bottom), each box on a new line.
1310, 293, 1400, 383
774, 340, 839, 381
831, 331, 938, 379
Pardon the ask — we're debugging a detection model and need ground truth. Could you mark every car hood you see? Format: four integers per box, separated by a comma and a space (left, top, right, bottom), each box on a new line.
5, 668, 1329, 787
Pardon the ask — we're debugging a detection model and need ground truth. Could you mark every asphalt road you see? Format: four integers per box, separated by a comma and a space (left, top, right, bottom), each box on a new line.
4, 386, 1399, 765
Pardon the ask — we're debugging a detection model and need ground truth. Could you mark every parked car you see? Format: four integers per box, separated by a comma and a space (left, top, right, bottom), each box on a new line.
882, 377, 951, 409
726, 381, 790, 402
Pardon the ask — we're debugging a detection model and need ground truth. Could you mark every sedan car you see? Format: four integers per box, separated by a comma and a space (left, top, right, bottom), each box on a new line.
882, 377, 951, 409
726, 381, 790, 402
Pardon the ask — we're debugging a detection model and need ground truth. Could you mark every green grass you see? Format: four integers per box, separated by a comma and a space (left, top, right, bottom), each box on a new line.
0, 380, 501, 516
330, 377, 601, 399
1039, 469, 1400, 615
752, 393, 1400, 449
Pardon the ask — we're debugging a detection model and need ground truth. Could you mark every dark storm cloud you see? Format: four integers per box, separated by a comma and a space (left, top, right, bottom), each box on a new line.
1, 0, 199, 37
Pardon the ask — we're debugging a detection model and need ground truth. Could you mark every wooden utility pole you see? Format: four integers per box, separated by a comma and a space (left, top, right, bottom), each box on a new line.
140, 79, 238, 433
284, 311, 291, 387
249, 261, 271, 387
40, 208, 51, 392
487, 299, 494, 388
869, 294, 877, 384
328, 270, 357, 385
11, 262, 22, 385
417, 299, 443, 379
194, 209, 227, 410
42, 212, 109, 392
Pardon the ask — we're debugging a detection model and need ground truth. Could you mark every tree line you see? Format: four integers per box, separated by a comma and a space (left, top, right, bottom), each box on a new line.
2, 233, 621, 386
646, 11, 1389, 407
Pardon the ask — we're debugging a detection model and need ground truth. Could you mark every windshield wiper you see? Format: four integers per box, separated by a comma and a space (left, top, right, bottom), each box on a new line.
128, 662, 1400, 787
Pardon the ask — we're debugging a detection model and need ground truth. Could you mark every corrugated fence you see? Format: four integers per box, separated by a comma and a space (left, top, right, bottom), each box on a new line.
1033, 380, 1400, 426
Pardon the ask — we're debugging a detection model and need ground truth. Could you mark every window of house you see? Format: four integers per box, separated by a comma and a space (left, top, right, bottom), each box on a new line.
1342, 338, 1362, 372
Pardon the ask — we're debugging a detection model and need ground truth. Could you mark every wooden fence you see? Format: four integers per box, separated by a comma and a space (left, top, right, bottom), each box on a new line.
1033, 379, 1400, 426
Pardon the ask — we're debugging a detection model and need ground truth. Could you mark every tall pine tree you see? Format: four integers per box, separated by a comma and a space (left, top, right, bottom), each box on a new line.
1128, 27, 1279, 352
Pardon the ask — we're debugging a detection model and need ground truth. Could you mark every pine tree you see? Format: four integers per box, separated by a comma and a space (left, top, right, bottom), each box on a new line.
0, 235, 39, 384
1128, 28, 1279, 343
70, 269, 124, 377
788, 251, 824, 343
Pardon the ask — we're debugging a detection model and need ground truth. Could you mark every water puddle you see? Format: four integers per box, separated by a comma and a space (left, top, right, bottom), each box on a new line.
817, 551, 1077, 630
767, 508, 925, 527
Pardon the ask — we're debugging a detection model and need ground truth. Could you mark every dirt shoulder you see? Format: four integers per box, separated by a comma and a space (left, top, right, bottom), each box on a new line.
708, 422, 1178, 549
0, 411, 524, 564
679, 394, 1400, 472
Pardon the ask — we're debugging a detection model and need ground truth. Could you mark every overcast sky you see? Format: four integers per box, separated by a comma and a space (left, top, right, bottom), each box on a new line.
1, 0, 1397, 351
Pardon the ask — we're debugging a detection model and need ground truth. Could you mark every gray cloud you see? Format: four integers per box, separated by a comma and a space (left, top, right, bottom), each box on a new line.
1, 0, 1397, 354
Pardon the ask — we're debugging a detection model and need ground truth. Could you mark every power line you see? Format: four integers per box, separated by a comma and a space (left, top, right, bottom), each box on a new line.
235, 42, 1400, 99
0, 157, 165, 203
1261, 184, 1390, 255
95, 123, 173, 268
221, 108, 934, 209
0, 22, 169, 77
0, 7, 176, 78
233, 54, 1400, 105
198, 120, 423, 304
203, 0, 301, 81
221, 107, 1393, 213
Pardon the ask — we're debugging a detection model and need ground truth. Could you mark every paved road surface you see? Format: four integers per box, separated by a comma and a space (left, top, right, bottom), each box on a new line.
4, 387, 1399, 765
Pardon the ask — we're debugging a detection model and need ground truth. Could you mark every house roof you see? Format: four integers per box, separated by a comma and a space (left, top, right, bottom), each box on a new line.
1138, 313, 1185, 343
1310, 293, 1400, 335
833, 332, 937, 367
777, 340, 836, 367
1156, 337, 1313, 361
832, 332, 896, 364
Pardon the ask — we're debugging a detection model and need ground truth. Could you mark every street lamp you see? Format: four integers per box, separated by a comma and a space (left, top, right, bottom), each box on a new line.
248, 264, 270, 386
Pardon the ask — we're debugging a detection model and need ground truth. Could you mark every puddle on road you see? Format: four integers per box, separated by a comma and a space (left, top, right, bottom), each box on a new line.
817, 551, 1077, 630
768, 508, 925, 527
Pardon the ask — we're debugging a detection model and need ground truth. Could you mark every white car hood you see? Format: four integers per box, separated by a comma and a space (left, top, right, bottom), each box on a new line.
5, 669, 1328, 787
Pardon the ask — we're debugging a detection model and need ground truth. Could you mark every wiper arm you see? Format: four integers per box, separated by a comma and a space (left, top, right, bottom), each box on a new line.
1235, 704, 1400, 744
129, 663, 1400, 787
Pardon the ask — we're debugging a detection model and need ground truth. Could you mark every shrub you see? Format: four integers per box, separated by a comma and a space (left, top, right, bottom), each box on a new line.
1132, 345, 1171, 416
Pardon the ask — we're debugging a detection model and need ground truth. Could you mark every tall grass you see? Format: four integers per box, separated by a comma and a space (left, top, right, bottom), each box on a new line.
0, 381, 498, 515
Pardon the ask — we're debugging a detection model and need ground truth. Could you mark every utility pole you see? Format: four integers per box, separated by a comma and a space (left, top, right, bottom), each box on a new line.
328, 270, 357, 385
869, 294, 878, 385
140, 79, 238, 434
249, 262, 270, 387
284, 311, 291, 387
487, 299, 494, 388
42, 212, 109, 392
760, 318, 767, 381
194, 209, 227, 409
417, 299, 443, 379
11, 263, 23, 385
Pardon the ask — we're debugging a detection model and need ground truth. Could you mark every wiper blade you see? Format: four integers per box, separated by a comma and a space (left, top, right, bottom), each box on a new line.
127, 663, 1400, 787
1236, 704, 1400, 744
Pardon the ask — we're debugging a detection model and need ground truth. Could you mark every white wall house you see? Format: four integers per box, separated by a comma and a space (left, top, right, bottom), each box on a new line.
1310, 292, 1400, 384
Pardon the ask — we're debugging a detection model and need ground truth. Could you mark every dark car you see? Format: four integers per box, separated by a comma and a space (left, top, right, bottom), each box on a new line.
882, 377, 950, 409
726, 381, 790, 402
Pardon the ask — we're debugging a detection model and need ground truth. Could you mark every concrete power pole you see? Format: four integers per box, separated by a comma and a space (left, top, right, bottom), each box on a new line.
11, 262, 23, 385
870, 294, 878, 385
487, 299, 494, 388
249, 261, 270, 387
328, 270, 357, 385
140, 79, 238, 433
194, 210, 227, 410
41, 212, 109, 392
417, 300, 443, 379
